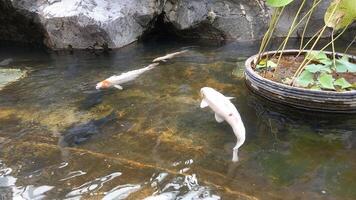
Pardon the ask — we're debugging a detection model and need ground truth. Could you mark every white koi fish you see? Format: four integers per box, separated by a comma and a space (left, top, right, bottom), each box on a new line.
152, 50, 188, 63
96, 63, 159, 90
200, 87, 246, 162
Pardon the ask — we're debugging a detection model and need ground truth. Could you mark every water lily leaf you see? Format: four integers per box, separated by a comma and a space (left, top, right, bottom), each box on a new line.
335, 62, 348, 72
267, 60, 277, 68
266, 0, 294, 7
310, 85, 322, 90
319, 59, 333, 66
256, 59, 277, 69
318, 73, 335, 90
282, 77, 293, 85
324, 0, 356, 30
306, 51, 332, 66
305, 64, 332, 73
352, 83, 356, 89
256, 65, 265, 69
306, 51, 328, 61
334, 78, 352, 89
259, 59, 267, 65
296, 70, 314, 87
336, 56, 356, 72
256, 59, 267, 69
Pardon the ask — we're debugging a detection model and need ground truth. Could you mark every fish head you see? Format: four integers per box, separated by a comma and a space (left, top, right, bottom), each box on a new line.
200, 87, 215, 98
96, 80, 111, 90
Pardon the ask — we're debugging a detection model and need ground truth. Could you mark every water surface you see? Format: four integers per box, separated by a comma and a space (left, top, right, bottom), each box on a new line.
0, 40, 355, 200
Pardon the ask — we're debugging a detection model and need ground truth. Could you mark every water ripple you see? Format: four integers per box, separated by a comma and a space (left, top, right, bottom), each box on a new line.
60, 170, 87, 181
65, 172, 122, 198
102, 184, 141, 200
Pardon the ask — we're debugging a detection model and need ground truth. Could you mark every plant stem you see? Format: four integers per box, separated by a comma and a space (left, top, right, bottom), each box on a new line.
344, 35, 356, 54
261, 7, 285, 54
299, 0, 317, 51
257, 7, 281, 63
318, 26, 348, 52
296, 27, 323, 57
331, 29, 336, 68
272, 0, 322, 57
292, 25, 327, 84
277, 0, 306, 66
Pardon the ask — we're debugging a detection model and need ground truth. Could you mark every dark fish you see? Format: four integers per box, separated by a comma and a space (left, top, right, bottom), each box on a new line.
59, 112, 116, 147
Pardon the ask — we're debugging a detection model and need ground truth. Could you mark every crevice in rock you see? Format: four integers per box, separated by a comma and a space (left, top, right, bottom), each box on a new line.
0, 0, 47, 48
139, 11, 226, 46
139, 12, 178, 42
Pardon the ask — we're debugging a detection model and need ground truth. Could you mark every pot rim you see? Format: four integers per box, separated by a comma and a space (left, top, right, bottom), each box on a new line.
245, 49, 356, 95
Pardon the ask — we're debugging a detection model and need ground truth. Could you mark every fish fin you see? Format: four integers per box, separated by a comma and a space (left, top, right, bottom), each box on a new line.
162, 59, 167, 62
226, 96, 235, 100
215, 113, 224, 123
114, 85, 123, 90
200, 99, 209, 108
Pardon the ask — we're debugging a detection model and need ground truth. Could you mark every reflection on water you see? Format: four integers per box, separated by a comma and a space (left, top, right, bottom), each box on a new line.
0, 160, 54, 199
0, 41, 355, 199
66, 172, 122, 198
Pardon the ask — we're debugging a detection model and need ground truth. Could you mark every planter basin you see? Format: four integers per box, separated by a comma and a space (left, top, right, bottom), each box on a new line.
244, 50, 356, 113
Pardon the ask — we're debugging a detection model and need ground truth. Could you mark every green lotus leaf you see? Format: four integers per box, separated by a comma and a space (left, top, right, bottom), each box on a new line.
306, 51, 332, 66
324, 0, 356, 30
305, 64, 332, 73
310, 85, 322, 90
352, 83, 356, 89
335, 63, 347, 72
318, 73, 335, 90
296, 70, 314, 87
334, 77, 352, 89
267, 60, 277, 68
336, 56, 356, 72
306, 52, 328, 61
319, 59, 333, 66
256, 59, 267, 69
256, 59, 277, 69
266, 0, 294, 7
256, 64, 265, 69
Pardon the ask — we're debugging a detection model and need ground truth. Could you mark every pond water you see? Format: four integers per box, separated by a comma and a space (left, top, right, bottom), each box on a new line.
0, 39, 355, 200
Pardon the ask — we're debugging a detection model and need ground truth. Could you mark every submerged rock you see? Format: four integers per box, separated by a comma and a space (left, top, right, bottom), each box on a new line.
59, 112, 116, 147
0, 68, 27, 90
79, 91, 104, 110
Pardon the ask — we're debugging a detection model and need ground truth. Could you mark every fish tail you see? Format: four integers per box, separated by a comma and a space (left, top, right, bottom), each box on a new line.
147, 63, 159, 70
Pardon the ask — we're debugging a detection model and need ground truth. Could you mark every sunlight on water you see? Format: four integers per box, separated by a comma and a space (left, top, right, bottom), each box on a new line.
0, 41, 355, 199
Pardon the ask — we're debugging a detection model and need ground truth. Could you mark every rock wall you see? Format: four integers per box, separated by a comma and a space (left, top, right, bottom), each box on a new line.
0, 0, 336, 49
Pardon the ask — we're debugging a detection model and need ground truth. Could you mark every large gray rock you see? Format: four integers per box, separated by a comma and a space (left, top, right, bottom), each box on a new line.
163, 0, 270, 41
10, 0, 161, 49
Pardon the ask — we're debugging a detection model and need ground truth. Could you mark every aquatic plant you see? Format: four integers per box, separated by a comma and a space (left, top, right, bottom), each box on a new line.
255, 0, 356, 91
